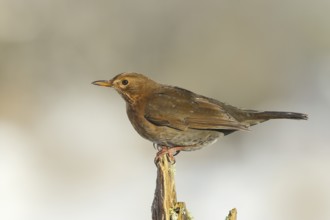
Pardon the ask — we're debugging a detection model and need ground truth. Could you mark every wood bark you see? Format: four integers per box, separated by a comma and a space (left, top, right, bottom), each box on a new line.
151, 154, 237, 220
152, 154, 191, 220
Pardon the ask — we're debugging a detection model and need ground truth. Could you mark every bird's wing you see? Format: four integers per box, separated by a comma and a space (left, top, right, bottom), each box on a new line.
144, 87, 249, 131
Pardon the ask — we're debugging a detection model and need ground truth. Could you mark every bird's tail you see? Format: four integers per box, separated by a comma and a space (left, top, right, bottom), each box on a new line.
242, 111, 308, 126
252, 111, 308, 120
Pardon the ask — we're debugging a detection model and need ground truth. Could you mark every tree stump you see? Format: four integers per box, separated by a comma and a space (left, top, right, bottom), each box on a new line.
151, 154, 237, 220
152, 154, 191, 220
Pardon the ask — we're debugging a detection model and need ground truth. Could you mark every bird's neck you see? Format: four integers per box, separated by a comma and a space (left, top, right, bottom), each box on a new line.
122, 84, 160, 105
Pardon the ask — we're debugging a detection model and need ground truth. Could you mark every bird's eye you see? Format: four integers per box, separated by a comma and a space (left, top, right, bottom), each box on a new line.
122, 79, 129, 85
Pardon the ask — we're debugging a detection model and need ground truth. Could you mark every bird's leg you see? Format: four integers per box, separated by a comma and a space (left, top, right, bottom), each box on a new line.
154, 145, 186, 165
153, 143, 163, 151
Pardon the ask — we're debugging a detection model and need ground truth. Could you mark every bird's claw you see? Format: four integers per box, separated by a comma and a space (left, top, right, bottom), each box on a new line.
154, 145, 184, 165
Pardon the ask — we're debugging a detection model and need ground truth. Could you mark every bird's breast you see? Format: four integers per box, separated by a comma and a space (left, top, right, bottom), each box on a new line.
126, 102, 159, 141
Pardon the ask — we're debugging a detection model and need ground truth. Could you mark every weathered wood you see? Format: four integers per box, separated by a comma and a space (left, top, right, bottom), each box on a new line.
151, 154, 237, 220
151, 154, 191, 220
226, 208, 237, 220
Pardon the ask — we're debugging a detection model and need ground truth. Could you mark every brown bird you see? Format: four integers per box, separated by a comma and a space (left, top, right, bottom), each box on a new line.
92, 72, 307, 162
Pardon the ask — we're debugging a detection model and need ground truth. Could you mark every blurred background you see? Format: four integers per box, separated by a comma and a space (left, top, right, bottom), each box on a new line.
0, 0, 329, 219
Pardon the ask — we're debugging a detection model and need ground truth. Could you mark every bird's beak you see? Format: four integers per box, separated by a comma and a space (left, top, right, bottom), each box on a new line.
92, 80, 113, 87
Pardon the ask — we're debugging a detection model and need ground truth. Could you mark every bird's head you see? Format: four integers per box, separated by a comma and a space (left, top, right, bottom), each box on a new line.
92, 72, 158, 104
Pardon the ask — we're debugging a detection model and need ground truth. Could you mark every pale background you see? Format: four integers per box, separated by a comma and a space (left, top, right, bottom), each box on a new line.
1, 0, 329, 220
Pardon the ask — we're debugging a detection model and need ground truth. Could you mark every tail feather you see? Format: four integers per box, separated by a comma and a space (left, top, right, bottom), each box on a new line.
242, 111, 308, 126
253, 111, 308, 120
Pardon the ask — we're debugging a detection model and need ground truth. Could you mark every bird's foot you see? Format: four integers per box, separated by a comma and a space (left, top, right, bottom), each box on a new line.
154, 145, 185, 165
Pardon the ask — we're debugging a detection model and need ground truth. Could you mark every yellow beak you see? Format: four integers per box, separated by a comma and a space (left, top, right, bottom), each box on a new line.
92, 80, 113, 87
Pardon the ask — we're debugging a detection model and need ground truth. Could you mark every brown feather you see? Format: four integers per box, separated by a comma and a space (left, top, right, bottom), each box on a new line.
144, 86, 249, 131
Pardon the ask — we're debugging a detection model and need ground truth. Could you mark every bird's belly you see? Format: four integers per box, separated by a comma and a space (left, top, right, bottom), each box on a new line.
126, 106, 222, 150
156, 127, 222, 150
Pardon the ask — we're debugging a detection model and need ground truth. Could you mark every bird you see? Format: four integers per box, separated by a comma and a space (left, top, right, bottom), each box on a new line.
92, 72, 307, 162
